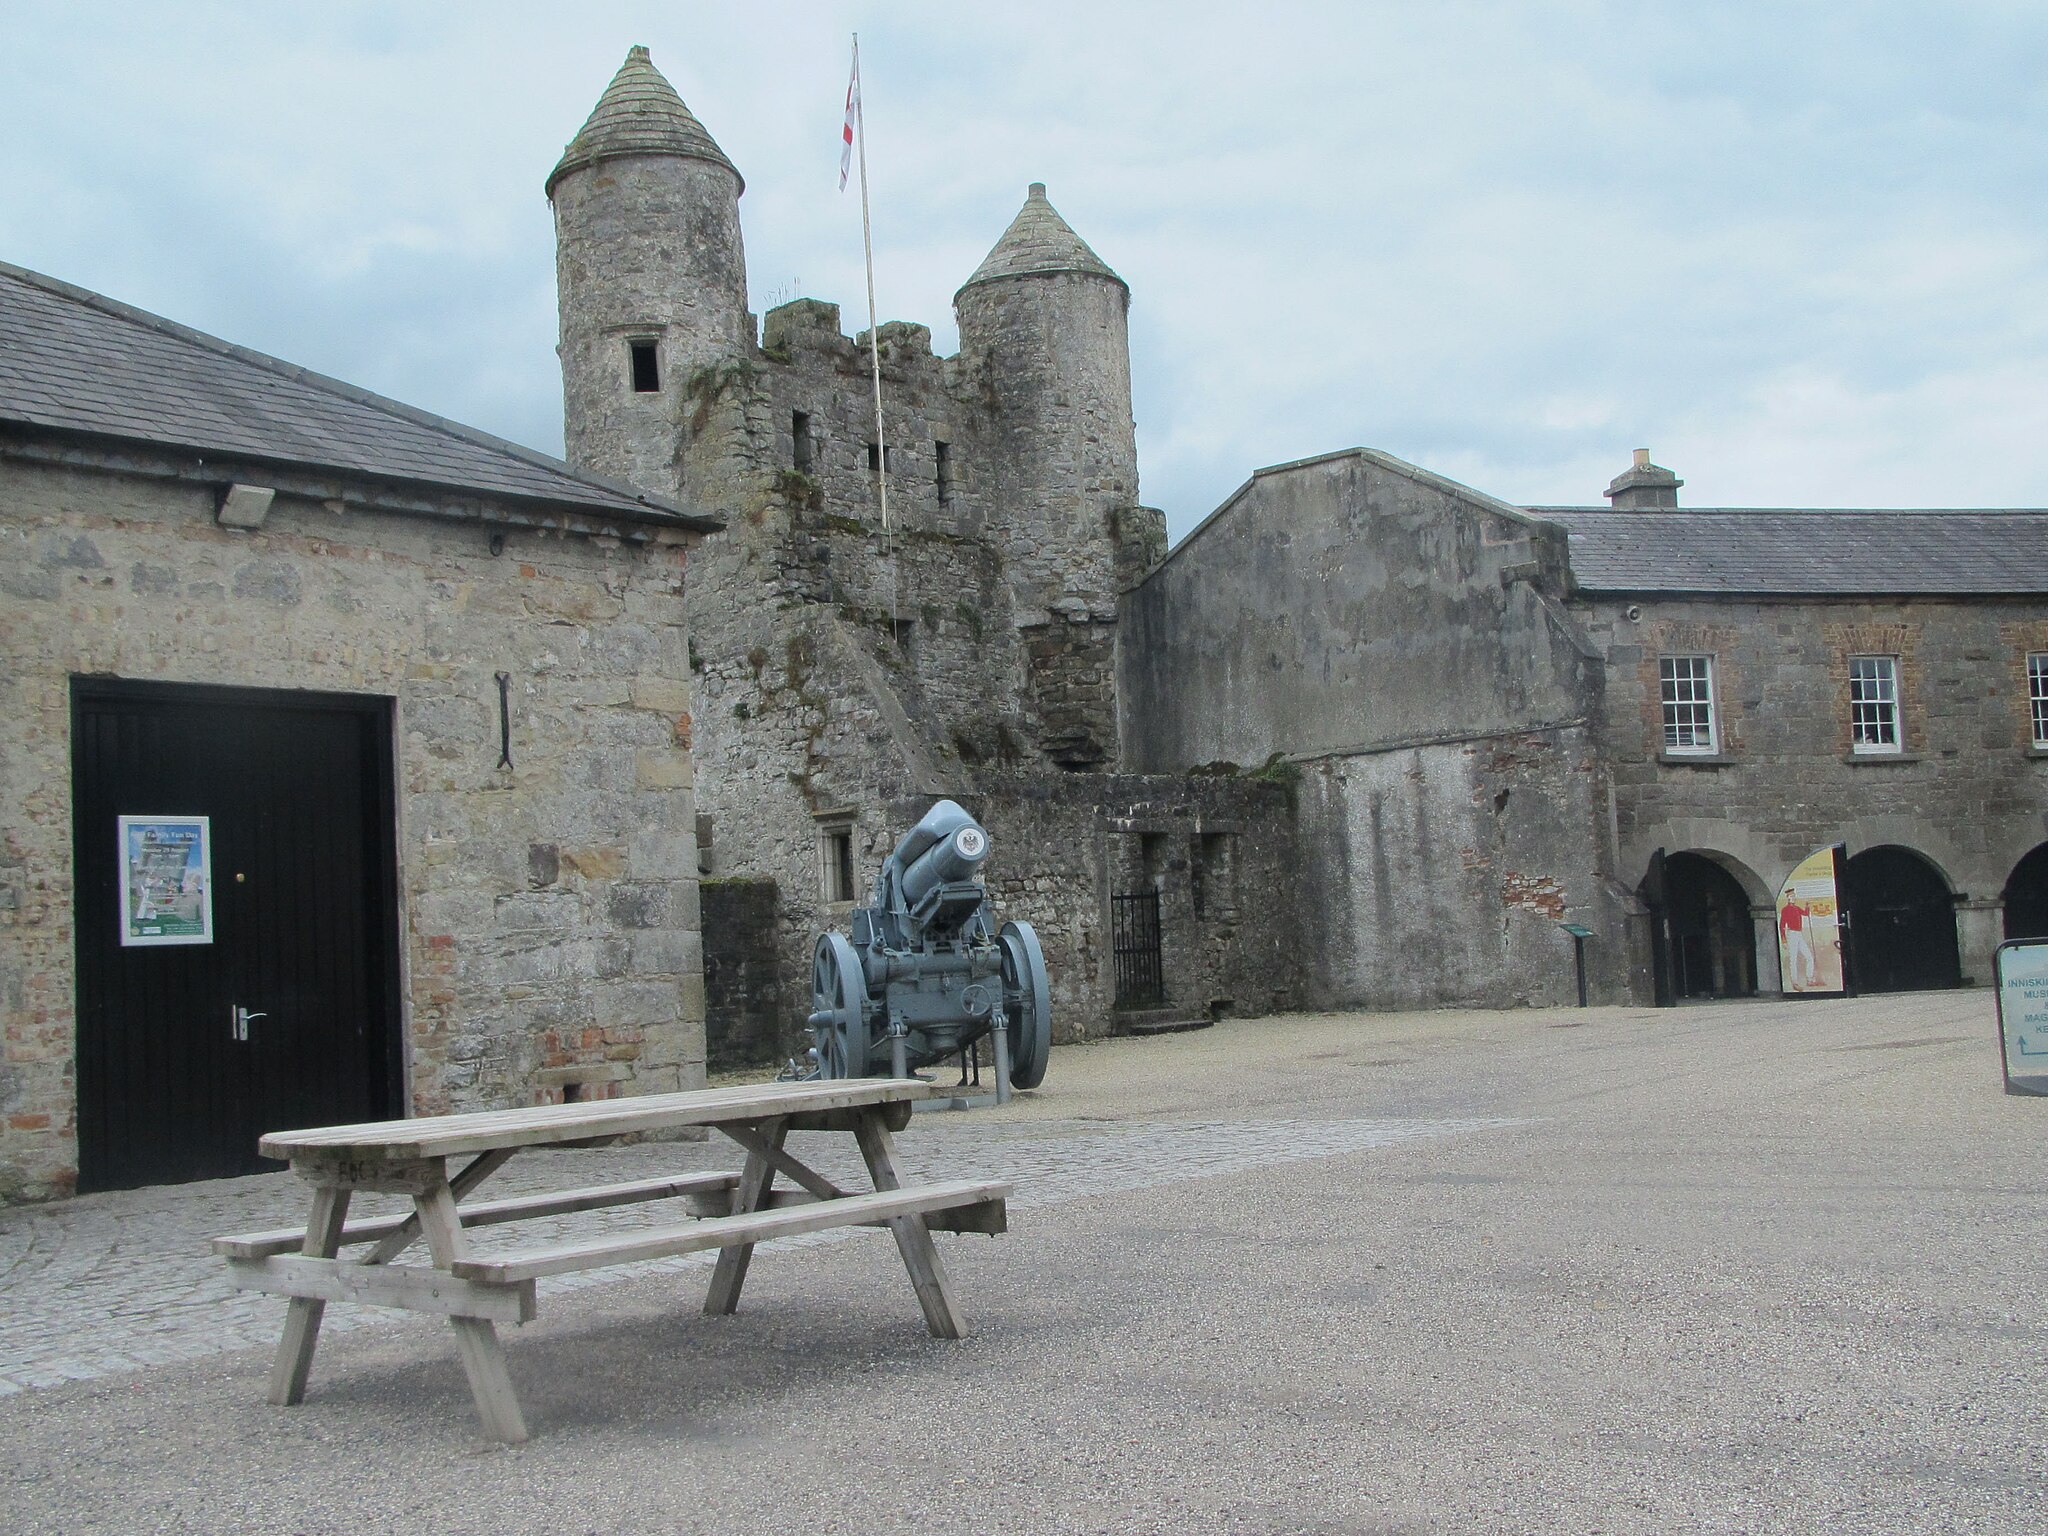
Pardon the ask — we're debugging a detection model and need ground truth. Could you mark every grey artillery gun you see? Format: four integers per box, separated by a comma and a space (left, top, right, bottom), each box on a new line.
808, 800, 1051, 1099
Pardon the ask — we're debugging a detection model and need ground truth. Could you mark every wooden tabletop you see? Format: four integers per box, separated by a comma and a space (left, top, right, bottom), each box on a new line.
258, 1079, 932, 1162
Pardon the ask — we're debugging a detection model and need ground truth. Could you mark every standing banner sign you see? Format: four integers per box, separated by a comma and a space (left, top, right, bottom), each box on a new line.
1777, 845, 1847, 995
1994, 940, 2048, 1096
118, 815, 213, 946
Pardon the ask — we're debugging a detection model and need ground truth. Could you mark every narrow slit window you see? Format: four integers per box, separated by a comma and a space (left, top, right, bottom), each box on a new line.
792, 411, 813, 472
628, 340, 660, 393
935, 440, 952, 504
822, 826, 856, 902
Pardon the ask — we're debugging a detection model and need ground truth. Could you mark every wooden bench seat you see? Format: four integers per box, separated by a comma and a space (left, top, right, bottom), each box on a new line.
211, 1171, 745, 1260
449, 1179, 1011, 1285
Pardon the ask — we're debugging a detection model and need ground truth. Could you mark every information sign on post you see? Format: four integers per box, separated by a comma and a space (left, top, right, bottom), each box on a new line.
1994, 940, 2048, 1097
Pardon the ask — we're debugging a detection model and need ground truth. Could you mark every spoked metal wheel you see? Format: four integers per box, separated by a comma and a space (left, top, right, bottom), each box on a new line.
997, 920, 1051, 1090
810, 932, 873, 1078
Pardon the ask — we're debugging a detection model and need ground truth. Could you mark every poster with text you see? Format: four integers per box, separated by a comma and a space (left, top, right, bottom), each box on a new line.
119, 815, 213, 946
1776, 845, 1845, 995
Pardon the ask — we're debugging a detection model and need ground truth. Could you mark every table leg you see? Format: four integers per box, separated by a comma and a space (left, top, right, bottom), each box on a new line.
703, 1117, 786, 1316
266, 1184, 352, 1406
415, 1176, 529, 1445
853, 1109, 964, 1340
364, 1147, 515, 1265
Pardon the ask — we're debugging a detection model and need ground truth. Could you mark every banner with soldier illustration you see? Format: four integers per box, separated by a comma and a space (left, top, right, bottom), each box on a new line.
1776, 845, 1846, 995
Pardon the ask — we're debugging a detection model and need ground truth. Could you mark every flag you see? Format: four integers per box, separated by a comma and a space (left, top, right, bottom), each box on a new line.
839, 45, 859, 191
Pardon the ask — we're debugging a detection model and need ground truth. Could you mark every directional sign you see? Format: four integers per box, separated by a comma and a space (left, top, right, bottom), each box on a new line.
1994, 940, 2048, 1097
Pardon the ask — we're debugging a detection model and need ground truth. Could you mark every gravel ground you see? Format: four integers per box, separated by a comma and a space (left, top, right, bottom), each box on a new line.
3, 991, 2044, 1534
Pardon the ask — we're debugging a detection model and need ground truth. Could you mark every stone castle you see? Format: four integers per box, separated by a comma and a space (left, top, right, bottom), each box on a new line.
547, 47, 1270, 1061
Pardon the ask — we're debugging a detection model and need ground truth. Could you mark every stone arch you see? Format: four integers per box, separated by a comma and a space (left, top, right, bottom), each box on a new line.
1843, 844, 1961, 993
2004, 842, 2048, 941
1640, 845, 1773, 1004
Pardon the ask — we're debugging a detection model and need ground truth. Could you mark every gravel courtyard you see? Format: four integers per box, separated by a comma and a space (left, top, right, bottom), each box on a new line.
3, 991, 2043, 1534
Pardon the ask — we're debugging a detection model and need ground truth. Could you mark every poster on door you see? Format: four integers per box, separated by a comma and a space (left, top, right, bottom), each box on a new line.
118, 815, 213, 946
1776, 845, 1845, 994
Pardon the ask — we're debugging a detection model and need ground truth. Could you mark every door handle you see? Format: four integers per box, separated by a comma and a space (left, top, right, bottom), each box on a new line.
230, 1006, 268, 1043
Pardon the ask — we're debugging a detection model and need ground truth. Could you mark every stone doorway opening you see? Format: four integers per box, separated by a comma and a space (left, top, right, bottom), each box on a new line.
2003, 842, 2048, 941
1843, 845, 1961, 992
1662, 851, 1758, 1000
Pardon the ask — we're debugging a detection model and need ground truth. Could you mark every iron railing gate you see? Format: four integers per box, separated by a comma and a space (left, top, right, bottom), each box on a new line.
1111, 890, 1164, 1008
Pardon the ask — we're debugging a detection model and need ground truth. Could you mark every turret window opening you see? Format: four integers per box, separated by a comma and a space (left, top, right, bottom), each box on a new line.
628, 339, 661, 393
792, 411, 813, 472
935, 440, 952, 504
866, 443, 897, 473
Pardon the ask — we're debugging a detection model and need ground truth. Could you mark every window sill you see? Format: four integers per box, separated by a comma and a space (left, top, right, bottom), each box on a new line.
1843, 751, 1922, 765
2028, 745, 2048, 760
1658, 751, 1735, 767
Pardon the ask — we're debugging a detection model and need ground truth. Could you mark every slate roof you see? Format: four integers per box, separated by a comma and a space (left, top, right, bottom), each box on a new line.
958, 184, 1125, 294
546, 46, 741, 198
1535, 507, 2048, 597
0, 262, 715, 530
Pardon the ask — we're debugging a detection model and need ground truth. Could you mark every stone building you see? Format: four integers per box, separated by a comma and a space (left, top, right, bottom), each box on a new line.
0, 262, 719, 1200
1124, 445, 2048, 1007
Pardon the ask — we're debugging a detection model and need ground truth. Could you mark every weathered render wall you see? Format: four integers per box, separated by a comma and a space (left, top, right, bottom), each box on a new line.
1118, 448, 1625, 1007
1586, 593, 2048, 981
0, 459, 706, 1200
1294, 729, 1629, 1010
1121, 449, 1590, 773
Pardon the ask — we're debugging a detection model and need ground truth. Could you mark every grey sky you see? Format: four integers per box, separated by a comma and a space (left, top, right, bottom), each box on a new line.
4, 2, 2045, 539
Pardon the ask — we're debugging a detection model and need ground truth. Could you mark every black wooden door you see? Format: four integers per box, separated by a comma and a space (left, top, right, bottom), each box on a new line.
71, 679, 402, 1191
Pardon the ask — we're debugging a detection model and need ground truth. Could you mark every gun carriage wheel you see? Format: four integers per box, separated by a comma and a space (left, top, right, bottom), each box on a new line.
811, 931, 873, 1078
998, 920, 1051, 1091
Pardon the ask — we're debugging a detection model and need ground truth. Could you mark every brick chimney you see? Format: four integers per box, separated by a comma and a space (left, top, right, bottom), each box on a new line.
1605, 448, 1682, 509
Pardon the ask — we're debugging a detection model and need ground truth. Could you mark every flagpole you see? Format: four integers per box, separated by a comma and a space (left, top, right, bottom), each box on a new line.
852, 35, 890, 539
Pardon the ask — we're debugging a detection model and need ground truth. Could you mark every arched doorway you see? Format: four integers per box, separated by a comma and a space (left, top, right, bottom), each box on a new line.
1842, 846, 1960, 992
1662, 852, 1757, 999
2005, 842, 2048, 940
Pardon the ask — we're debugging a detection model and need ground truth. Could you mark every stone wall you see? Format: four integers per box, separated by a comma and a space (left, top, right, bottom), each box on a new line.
887, 774, 1301, 1043
1293, 728, 1630, 1010
0, 457, 707, 1200
1584, 593, 2048, 982
1117, 447, 1626, 1007
1120, 449, 1590, 774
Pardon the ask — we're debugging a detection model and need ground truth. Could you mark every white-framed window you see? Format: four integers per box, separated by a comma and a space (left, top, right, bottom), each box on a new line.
2030, 651, 2048, 748
1849, 654, 1901, 754
1659, 655, 1718, 754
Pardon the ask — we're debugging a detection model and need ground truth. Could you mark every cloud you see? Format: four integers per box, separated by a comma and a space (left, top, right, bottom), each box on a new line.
4, 1, 2046, 536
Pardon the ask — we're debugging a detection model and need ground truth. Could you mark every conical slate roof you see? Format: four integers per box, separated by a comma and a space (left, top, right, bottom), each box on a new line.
957, 183, 1125, 294
546, 46, 742, 198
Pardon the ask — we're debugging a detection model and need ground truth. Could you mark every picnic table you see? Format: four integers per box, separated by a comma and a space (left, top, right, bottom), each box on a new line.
209, 1078, 1009, 1443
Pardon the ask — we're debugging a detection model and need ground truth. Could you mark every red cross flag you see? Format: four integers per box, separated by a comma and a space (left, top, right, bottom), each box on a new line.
839, 43, 860, 191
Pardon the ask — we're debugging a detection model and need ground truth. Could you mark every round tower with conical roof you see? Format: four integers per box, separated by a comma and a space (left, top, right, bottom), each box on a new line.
547, 45, 748, 499
955, 183, 1139, 768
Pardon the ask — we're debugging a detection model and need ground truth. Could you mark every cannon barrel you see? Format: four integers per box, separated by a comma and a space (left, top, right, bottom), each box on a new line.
899, 821, 989, 913
885, 799, 979, 878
